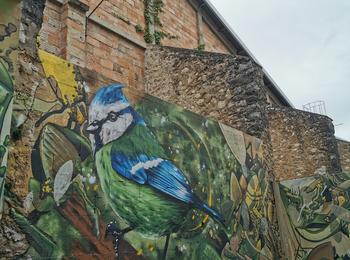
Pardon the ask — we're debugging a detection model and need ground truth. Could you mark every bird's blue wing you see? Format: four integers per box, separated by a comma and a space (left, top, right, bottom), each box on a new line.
145, 159, 194, 204
111, 152, 194, 204
111, 152, 149, 185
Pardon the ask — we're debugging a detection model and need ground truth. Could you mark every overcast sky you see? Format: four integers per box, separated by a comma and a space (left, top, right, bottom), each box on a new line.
210, 0, 350, 141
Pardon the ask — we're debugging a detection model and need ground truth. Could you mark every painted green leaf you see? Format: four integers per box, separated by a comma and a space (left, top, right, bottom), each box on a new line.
0, 144, 6, 158
11, 208, 57, 258
196, 243, 222, 260
0, 59, 14, 130
31, 123, 91, 183
221, 200, 236, 223
0, 166, 6, 177
0, 58, 13, 92
3, 134, 10, 146
28, 177, 55, 212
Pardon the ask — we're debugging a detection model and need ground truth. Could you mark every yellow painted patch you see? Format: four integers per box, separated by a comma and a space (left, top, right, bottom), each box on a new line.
38, 50, 77, 102
76, 108, 85, 124
338, 195, 346, 206
92, 184, 99, 191
136, 249, 143, 256
147, 244, 155, 251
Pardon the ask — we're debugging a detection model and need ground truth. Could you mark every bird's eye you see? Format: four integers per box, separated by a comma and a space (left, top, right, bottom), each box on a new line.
92, 120, 99, 126
108, 112, 118, 122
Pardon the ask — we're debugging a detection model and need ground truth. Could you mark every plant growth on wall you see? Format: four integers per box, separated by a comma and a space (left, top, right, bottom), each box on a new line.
143, 0, 178, 45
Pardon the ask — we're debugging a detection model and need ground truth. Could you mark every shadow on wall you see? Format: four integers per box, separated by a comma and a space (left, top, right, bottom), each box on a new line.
7, 50, 274, 259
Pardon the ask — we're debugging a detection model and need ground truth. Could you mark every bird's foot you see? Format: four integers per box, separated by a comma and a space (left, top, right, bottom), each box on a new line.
106, 221, 132, 258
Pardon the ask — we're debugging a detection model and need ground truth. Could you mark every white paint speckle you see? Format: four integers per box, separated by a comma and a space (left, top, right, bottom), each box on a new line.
130, 158, 164, 175
54, 160, 74, 206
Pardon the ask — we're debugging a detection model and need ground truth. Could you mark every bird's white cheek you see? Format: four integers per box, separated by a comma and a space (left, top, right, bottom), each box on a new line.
89, 134, 96, 152
101, 113, 133, 145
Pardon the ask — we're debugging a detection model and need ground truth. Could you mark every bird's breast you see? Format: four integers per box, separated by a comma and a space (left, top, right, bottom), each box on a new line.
95, 146, 190, 236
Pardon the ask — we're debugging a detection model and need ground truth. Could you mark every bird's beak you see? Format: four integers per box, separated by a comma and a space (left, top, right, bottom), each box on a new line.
86, 124, 97, 134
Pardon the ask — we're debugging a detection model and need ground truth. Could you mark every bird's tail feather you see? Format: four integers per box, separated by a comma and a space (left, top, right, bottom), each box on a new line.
193, 197, 225, 225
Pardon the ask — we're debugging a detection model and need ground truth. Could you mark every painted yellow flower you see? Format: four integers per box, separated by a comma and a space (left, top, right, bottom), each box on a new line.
92, 184, 99, 191
136, 249, 143, 256
147, 244, 155, 251
42, 179, 53, 193
338, 195, 346, 206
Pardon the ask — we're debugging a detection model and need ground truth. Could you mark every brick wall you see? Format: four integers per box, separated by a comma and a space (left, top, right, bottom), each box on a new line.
337, 139, 350, 172
159, 0, 199, 49
86, 20, 145, 89
202, 20, 230, 54
38, 0, 234, 91
88, 0, 146, 45
39, 0, 63, 56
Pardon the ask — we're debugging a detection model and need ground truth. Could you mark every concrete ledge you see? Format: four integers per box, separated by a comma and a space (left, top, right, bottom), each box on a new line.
88, 14, 147, 49
47, 0, 65, 5
68, 0, 89, 12
47, 0, 89, 12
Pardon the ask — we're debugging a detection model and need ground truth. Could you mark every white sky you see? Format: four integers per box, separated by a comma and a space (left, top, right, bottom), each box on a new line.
210, 0, 350, 141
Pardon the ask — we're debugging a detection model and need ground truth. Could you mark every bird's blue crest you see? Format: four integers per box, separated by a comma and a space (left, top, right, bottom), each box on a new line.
92, 84, 129, 105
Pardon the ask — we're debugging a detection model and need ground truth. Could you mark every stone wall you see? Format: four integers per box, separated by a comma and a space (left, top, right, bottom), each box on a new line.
1, 1, 347, 258
0, 0, 34, 257
20, 0, 46, 56
267, 106, 341, 180
144, 45, 344, 182
145, 46, 268, 139
337, 139, 350, 173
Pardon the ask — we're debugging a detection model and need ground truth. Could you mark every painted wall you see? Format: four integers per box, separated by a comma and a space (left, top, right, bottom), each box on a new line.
275, 173, 350, 259
6, 49, 275, 259
0, 0, 20, 217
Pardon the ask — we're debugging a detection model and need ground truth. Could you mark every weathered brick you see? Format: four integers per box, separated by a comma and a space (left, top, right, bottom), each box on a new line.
39, 0, 235, 89
100, 58, 114, 70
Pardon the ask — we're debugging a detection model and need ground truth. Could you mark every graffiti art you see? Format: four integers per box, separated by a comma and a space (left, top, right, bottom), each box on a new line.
276, 172, 350, 259
0, 58, 13, 217
6, 50, 275, 259
0, 0, 19, 216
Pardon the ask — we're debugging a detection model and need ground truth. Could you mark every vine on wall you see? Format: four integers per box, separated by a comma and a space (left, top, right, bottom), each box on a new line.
143, 0, 178, 45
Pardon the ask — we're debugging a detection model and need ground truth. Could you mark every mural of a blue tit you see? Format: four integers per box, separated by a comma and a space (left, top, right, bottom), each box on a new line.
87, 84, 225, 254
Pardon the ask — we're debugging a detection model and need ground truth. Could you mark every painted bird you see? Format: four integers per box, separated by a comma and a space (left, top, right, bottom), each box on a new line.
87, 84, 224, 255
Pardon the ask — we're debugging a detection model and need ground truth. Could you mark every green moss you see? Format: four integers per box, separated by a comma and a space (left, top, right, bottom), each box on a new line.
197, 43, 205, 51
135, 24, 144, 33
144, 31, 154, 44
154, 30, 179, 45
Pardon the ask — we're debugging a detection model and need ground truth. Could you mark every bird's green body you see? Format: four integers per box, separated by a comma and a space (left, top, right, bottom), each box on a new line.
95, 124, 189, 237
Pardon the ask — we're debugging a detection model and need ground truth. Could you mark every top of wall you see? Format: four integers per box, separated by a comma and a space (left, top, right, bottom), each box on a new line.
267, 106, 341, 180
39, 0, 293, 107
189, 0, 293, 108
